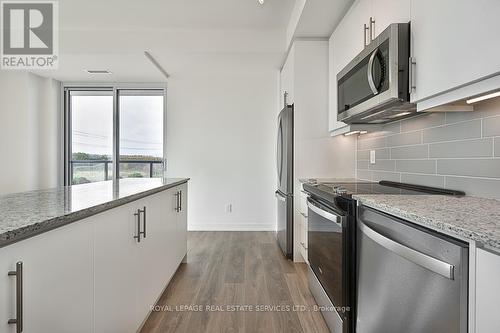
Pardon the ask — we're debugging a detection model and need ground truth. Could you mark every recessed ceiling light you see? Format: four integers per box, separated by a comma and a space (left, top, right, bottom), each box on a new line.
466, 90, 500, 104
84, 69, 112, 74
258, 0, 264, 5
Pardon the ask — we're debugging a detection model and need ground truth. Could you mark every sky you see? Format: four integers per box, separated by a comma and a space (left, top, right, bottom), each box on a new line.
71, 94, 163, 159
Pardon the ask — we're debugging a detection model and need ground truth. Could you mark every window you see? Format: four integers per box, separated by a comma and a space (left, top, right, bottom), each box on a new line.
64, 86, 166, 185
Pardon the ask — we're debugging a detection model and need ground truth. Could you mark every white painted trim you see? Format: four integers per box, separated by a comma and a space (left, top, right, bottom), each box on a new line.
188, 223, 275, 232
469, 240, 477, 333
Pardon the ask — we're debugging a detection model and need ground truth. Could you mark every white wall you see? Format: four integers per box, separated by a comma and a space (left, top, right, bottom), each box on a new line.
166, 72, 278, 231
0, 72, 60, 194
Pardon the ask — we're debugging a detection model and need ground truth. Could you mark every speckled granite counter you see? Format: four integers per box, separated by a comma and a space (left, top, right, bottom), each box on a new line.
353, 194, 500, 253
0, 178, 189, 248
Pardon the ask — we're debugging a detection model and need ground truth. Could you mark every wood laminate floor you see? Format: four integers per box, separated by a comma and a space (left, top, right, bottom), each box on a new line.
140, 231, 330, 333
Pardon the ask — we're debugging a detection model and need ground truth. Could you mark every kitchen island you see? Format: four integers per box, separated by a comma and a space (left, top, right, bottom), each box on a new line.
0, 178, 188, 333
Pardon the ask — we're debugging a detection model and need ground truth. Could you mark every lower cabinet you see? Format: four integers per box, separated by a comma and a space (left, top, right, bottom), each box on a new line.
298, 191, 308, 263
0, 184, 188, 333
0, 218, 94, 333
476, 248, 500, 333
95, 185, 187, 332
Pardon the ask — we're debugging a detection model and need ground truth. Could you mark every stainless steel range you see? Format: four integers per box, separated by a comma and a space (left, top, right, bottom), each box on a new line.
303, 181, 465, 333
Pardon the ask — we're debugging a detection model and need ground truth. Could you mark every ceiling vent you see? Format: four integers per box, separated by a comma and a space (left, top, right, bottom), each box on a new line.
84, 70, 112, 74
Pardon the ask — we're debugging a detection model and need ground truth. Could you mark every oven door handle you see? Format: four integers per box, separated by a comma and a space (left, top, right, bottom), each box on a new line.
359, 222, 455, 280
307, 200, 344, 227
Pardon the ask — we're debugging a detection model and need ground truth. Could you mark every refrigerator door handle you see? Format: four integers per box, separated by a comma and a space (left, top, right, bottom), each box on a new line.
275, 191, 287, 202
277, 120, 283, 184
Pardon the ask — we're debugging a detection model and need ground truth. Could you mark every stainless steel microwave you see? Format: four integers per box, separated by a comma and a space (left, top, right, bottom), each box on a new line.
337, 23, 416, 124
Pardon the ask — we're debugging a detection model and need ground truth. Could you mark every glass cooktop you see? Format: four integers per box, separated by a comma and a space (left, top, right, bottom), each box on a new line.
303, 180, 464, 202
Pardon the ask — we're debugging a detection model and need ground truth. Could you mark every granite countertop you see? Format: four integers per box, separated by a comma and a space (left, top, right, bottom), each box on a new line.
0, 178, 189, 248
353, 194, 500, 253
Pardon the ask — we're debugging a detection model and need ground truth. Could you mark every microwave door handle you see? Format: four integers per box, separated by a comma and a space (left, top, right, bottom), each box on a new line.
359, 222, 455, 280
367, 48, 379, 95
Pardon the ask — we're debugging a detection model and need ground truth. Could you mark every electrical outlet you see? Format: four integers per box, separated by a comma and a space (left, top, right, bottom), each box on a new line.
226, 204, 232, 213
370, 150, 376, 164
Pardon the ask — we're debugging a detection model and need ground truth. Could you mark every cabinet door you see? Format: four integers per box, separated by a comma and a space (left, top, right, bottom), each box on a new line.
280, 48, 295, 105
410, 0, 500, 103
94, 202, 138, 333
176, 183, 188, 263
372, 0, 410, 37
0, 220, 93, 333
476, 248, 500, 332
329, 0, 372, 132
135, 188, 179, 326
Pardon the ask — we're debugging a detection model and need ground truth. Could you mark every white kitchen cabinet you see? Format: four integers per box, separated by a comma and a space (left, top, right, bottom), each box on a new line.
475, 248, 500, 332
94, 201, 138, 333
94, 186, 187, 333
298, 191, 308, 263
176, 183, 188, 263
410, 0, 500, 106
372, 0, 410, 37
280, 49, 294, 106
135, 188, 180, 327
0, 220, 93, 333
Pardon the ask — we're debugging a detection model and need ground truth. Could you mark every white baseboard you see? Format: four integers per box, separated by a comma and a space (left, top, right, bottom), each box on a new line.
188, 223, 276, 231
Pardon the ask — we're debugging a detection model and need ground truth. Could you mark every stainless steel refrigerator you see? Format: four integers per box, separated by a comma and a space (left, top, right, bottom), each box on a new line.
275, 104, 293, 259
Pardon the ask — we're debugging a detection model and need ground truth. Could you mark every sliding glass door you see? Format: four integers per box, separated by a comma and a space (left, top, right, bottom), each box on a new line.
64, 86, 166, 185
118, 90, 164, 179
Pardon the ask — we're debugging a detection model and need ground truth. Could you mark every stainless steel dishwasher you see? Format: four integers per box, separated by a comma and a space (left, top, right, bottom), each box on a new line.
356, 205, 468, 333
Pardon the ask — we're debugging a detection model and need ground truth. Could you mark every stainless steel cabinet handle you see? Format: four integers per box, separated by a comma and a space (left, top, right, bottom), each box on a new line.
300, 242, 308, 250
369, 17, 375, 41
175, 191, 181, 212
140, 207, 146, 239
179, 190, 182, 212
307, 200, 344, 227
8, 261, 23, 333
359, 222, 455, 280
133, 209, 141, 242
408, 57, 417, 94
363, 23, 369, 46
367, 48, 379, 95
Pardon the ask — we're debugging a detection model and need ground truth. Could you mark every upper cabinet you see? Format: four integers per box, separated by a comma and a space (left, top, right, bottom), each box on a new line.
329, 0, 410, 133
372, 0, 410, 37
329, 0, 500, 127
280, 49, 295, 108
410, 0, 500, 108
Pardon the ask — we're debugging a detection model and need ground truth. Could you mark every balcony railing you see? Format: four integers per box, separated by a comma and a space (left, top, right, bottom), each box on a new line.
70, 160, 163, 184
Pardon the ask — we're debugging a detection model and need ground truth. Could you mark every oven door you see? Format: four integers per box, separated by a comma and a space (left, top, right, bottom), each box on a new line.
307, 198, 347, 309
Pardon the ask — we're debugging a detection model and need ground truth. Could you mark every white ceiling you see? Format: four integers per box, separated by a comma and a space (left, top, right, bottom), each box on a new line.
293, 0, 354, 38
33, 0, 295, 82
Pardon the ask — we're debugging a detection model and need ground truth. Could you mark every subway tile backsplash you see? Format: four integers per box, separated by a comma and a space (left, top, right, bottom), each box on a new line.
356, 98, 500, 199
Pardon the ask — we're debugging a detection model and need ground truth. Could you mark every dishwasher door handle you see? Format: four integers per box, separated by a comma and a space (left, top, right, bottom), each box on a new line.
359, 222, 455, 280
